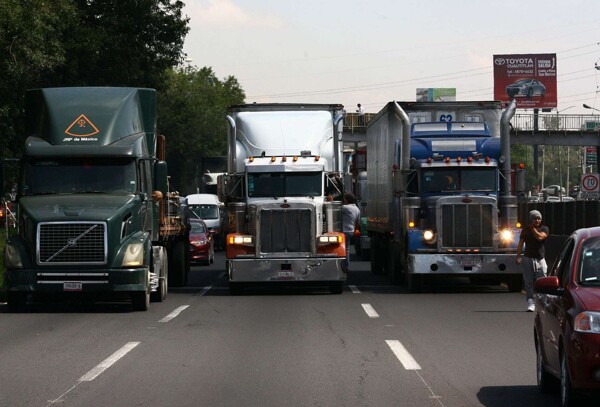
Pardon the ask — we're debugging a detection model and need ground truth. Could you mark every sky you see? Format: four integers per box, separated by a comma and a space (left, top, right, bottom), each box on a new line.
181, 0, 600, 115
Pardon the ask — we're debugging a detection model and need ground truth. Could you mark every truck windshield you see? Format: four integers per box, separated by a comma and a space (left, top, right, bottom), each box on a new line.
189, 204, 219, 220
248, 172, 322, 197
421, 168, 497, 193
21, 157, 137, 196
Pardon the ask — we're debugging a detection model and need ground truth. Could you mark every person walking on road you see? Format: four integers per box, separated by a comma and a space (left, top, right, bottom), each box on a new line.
516, 210, 549, 312
342, 192, 361, 272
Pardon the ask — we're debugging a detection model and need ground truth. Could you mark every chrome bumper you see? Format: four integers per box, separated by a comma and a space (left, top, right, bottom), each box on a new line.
408, 253, 519, 275
227, 257, 347, 283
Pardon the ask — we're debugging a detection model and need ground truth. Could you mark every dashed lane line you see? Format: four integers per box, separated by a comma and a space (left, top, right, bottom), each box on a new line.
159, 305, 190, 323
79, 342, 140, 381
361, 303, 380, 318
385, 339, 421, 370
348, 285, 361, 293
385, 340, 445, 406
46, 342, 140, 406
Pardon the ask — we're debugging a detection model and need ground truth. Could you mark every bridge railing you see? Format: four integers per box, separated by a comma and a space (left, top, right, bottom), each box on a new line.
512, 113, 600, 132
343, 112, 376, 132
344, 112, 600, 133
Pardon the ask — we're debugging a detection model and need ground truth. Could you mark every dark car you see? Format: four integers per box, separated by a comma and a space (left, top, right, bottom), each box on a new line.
506, 79, 546, 98
534, 227, 600, 406
189, 218, 214, 265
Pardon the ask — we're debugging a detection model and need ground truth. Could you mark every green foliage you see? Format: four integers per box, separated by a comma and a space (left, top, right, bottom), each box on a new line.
511, 144, 584, 192
0, 0, 77, 157
0, 229, 5, 293
52, 0, 190, 88
158, 67, 246, 194
0, 0, 190, 160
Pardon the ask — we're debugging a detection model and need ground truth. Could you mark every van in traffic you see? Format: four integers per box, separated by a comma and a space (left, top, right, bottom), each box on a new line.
186, 193, 225, 249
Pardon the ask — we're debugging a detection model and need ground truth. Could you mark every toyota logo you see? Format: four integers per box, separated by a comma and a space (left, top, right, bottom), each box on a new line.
495, 58, 505, 65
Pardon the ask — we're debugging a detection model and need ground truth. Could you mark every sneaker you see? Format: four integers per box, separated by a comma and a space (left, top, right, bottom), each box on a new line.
527, 303, 535, 312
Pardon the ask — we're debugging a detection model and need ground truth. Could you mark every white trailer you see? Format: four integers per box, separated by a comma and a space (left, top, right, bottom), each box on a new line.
221, 104, 348, 294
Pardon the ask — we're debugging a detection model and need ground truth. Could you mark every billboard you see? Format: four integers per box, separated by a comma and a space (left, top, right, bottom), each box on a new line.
493, 53, 557, 109
416, 88, 456, 102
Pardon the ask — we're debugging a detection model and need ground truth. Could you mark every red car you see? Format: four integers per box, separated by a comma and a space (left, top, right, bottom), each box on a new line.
534, 226, 600, 406
189, 218, 214, 265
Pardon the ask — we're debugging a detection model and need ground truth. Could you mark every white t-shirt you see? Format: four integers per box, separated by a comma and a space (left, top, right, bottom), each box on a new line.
342, 203, 361, 234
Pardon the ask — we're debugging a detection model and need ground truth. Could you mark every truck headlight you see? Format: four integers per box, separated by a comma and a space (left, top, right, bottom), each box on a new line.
122, 242, 144, 267
423, 229, 435, 242
229, 235, 253, 245
500, 229, 513, 242
318, 235, 343, 245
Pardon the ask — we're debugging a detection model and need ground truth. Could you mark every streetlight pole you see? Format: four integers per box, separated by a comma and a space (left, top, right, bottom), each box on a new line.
557, 106, 575, 199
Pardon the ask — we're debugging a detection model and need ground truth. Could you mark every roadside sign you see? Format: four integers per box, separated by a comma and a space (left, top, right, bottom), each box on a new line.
586, 146, 597, 165
582, 173, 600, 192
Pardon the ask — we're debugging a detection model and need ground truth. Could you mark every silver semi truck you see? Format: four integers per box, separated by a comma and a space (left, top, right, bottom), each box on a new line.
220, 103, 348, 294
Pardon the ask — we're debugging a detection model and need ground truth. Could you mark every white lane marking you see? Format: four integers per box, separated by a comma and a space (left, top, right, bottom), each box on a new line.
415, 370, 445, 406
348, 285, 361, 293
79, 342, 140, 382
362, 303, 379, 318
47, 342, 141, 406
385, 340, 421, 370
159, 305, 190, 323
199, 285, 212, 296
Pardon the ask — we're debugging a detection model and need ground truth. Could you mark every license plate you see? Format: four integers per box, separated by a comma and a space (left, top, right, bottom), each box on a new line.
277, 271, 294, 278
461, 259, 479, 267
63, 281, 83, 291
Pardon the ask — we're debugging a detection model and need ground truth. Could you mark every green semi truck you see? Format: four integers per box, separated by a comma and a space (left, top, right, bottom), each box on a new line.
2, 87, 189, 311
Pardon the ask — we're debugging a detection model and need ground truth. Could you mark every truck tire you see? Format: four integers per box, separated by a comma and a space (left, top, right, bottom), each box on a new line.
388, 241, 404, 285
507, 274, 523, 293
132, 289, 150, 311
151, 248, 168, 302
229, 282, 244, 295
329, 281, 344, 294
370, 235, 385, 274
168, 239, 188, 287
361, 248, 370, 261
150, 255, 169, 302
6, 291, 27, 312
407, 274, 423, 293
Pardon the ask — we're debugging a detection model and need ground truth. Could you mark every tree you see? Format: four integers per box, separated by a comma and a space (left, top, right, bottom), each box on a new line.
0, 0, 190, 160
49, 0, 189, 88
0, 0, 77, 157
158, 67, 246, 194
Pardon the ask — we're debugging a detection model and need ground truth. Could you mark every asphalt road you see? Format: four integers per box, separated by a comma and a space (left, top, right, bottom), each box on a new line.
0, 250, 562, 407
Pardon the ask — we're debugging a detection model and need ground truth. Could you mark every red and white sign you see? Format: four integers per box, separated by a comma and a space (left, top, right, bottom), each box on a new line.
493, 53, 557, 109
582, 174, 600, 192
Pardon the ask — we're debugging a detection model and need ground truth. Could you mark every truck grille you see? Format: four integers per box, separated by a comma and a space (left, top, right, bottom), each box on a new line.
259, 209, 312, 253
441, 204, 494, 248
37, 222, 107, 265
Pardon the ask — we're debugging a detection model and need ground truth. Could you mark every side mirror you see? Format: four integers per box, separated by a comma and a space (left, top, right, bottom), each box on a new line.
534, 276, 563, 296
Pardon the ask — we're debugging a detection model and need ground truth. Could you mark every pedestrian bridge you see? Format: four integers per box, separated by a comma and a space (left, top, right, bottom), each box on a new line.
342, 112, 600, 147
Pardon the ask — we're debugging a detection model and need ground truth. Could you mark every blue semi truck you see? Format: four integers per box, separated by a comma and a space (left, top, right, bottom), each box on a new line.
366, 101, 522, 292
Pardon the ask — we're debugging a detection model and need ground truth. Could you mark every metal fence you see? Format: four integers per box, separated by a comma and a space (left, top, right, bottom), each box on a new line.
344, 112, 600, 134
511, 113, 600, 132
